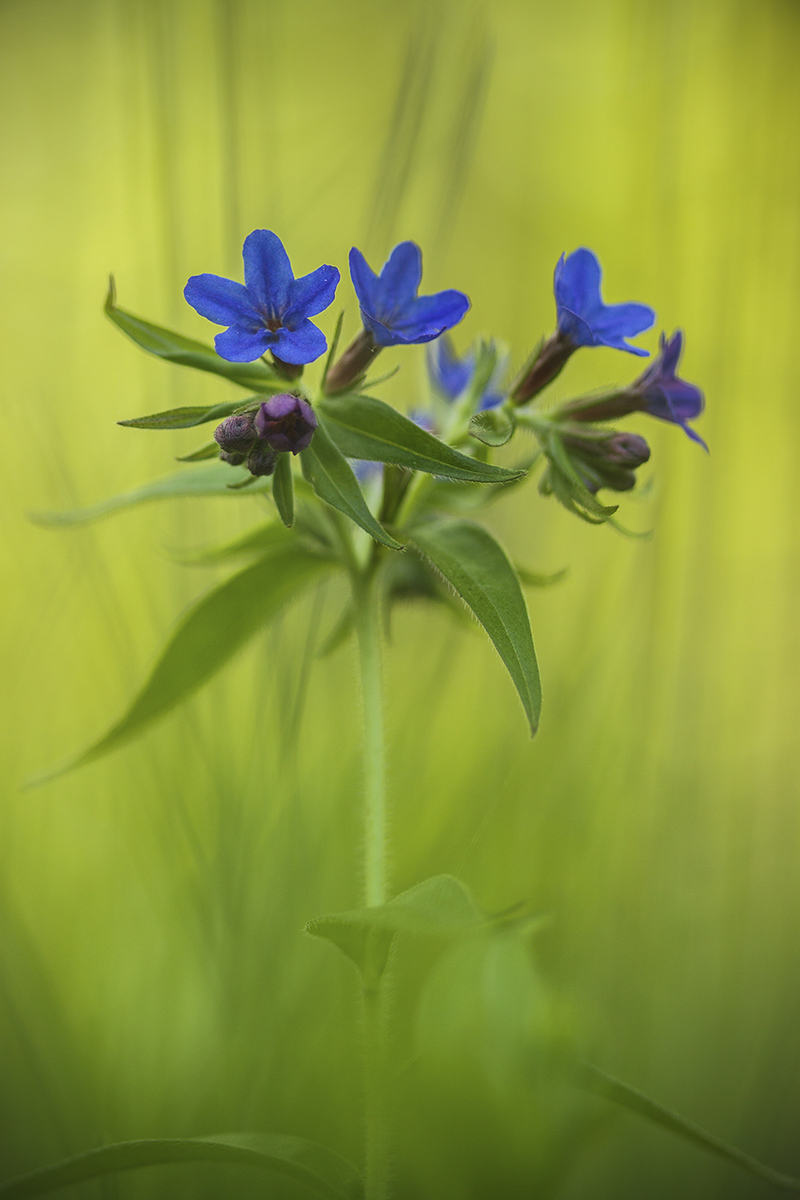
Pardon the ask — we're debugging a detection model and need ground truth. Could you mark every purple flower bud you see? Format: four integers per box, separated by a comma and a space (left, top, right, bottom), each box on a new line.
219, 450, 247, 466
255, 393, 318, 454
601, 432, 651, 467
561, 427, 651, 493
214, 413, 257, 454
245, 445, 278, 476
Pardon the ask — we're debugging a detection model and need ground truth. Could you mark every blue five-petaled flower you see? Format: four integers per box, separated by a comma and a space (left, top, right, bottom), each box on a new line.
427, 336, 505, 410
555, 247, 655, 356
634, 330, 707, 449
184, 230, 340, 364
349, 241, 470, 347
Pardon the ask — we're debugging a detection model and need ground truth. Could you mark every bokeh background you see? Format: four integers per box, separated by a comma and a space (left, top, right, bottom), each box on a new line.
2, 0, 800, 1195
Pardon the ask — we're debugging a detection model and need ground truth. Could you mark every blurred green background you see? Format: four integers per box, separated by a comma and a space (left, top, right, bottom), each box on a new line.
2, 0, 800, 1195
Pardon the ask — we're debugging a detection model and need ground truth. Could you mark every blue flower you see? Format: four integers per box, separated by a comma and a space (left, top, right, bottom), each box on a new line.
427, 335, 505, 410
554, 248, 655, 356
633, 330, 707, 449
349, 241, 470, 347
184, 230, 339, 365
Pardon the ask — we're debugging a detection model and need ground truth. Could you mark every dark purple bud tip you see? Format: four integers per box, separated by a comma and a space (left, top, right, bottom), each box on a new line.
604, 432, 651, 467
245, 446, 278, 477
255, 393, 318, 454
219, 449, 247, 466
214, 413, 257, 454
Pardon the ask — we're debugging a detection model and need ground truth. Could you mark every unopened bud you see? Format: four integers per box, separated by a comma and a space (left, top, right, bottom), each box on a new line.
245, 446, 278, 476
255, 393, 318, 454
214, 413, 257, 454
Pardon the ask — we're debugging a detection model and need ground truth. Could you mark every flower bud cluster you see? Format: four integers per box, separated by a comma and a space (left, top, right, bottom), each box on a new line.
214, 394, 318, 477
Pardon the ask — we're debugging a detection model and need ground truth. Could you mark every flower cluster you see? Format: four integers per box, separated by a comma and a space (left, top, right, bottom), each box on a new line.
181, 230, 704, 501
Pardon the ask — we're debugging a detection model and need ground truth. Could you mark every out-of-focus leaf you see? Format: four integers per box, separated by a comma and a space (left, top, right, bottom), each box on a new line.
516, 565, 568, 588
317, 604, 355, 658
300, 423, 402, 551
27, 545, 335, 785
29, 463, 270, 526
468, 407, 514, 447
541, 430, 618, 524
173, 522, 297, 566
320, 311, 344, 391
581, 1064, 800, 1192
272, 452, 295, 527
0, 1132, 364, 1200
118, 401, 245, 430
306, 874, 484, 982
411, 520, 541, 734
318, 394, 524, 484
176, 442, 220, 462
105, 276, 282, 392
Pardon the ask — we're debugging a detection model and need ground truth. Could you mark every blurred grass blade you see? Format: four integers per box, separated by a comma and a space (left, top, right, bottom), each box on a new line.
581, 1064, 800, 1192
27, 545, 335, 784
318, 395, 524, 483
306, 874, 484, 980
300, 422, 402, 550
0, 1132, 364, 1200
272, 452, 295, 527
411, 520, 541, 733
118, 401, 246, 429
175, 441, 220, 462
29, 463, 271, 526
105, 276, 281, 392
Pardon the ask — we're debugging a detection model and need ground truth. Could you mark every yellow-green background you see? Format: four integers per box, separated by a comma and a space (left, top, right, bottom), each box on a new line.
1, 0, 799, 1195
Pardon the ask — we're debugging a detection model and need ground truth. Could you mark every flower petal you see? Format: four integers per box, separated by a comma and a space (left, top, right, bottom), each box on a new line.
589, 300, 656, 343
391, 290, 470, 342
284, 264, 340, 325
271, 318, 327, 365
349, 247, 379, 313
214, 325, 273, 362
242, 230, 293, 316
427, 335, 474, 400
373, 241, 423, 315
184, 275, 262, 327
554, 248, 602, 317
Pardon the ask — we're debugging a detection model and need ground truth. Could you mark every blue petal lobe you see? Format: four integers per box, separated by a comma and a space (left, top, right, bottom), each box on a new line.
374, 242, 423, 315
284, 264, 340, 326
272, 319, 327, 365
590, 300, 656, 340
556, 307, 596, 347
214, 325, 273, 362
184, 275, 262, 327
242, 230, 293, 316
428, 336, 474, 400
393, 290, 470, 337
554, 248, 602, 316
349, 247, 379, 313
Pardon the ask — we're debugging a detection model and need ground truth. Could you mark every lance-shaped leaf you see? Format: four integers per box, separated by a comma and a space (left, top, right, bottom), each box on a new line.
176, 442, 221, 462
118, 400, 247, 430
29, 463, 271, 527
272, 452, 295, 527
27, 544, 334, 785
317, 394, 524, 484
0, 1132, 364, 1200
580, 1064, 800, 1192
306, 874, 484, 983
105, 277, 282, 392
410, 520, 541, 734
174, 522, 295, 566
300, 422, 402, 551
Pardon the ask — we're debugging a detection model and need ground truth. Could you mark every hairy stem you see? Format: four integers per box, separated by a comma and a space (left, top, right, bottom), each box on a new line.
354, 572, 389, 1200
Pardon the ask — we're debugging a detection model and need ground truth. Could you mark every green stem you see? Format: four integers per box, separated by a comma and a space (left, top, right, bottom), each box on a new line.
354, 571, 389, 1200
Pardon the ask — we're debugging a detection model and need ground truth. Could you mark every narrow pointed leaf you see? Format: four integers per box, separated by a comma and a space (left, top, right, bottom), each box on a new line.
581, 1064, 800, 1192
174, 522, 295, 566
176, 442, 220, 462
118, 401, 246, 430
105, 277, 282, 391
300, 423, 402, 550
0, 1132, 364, 1200
27, 546, 334, 784
516, 565, 568, 588
411, 520, 540, 734
29, 463, 271, 526
306, 874, 484, 980
317, 394, 524, 483
272, 452, 295, 527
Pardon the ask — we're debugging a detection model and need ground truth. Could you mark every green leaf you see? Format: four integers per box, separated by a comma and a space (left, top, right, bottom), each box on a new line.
516, 565, 568, 588
317, 394, 524, 484
105, 277, 282, 392
410, 520, 541, 734
542, 430, 618, 524
29, 463, 271, 526
118, 401, 247, 430
300, 423, 402, 551
272, 452, 295, 527
581, 1064, 800, 1192
0, 1132, 364, 1200
306, 874, 484, 982
320, 311, 344, 391
174, 522, 296, 566
176, 442, 221, 462
26, 545, 335, 785
469, 407, 515, 447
